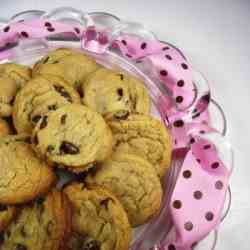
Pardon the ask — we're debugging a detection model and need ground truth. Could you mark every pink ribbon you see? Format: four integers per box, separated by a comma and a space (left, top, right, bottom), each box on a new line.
0, 17, 231, 250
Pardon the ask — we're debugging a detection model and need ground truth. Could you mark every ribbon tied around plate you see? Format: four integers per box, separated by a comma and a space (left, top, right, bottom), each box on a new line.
0, 15, 232, 250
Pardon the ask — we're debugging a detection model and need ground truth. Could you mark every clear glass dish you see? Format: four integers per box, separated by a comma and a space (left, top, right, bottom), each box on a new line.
0, 8, 233, 250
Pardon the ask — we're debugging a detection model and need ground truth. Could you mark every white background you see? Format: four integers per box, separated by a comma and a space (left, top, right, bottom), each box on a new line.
0, 0, 249, 249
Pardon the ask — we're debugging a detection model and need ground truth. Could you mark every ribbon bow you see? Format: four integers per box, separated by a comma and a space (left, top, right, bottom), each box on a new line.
0, 16, 232, 250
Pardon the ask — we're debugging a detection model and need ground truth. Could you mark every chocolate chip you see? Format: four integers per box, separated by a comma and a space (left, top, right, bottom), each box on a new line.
15, 244, 27, 250
114, 110, 129, 120
32, 115, 41, 124
36, 197, 45, 205
43, 56, 49, 64
54, 85, 72, 103
119, 74, 124, 80
20, 31, 29, 38
51, 60, 59, 64
82, 239, 100, 250
74, 27, 80, 34
61, 114, 67, 125
47, 27, 55, 32
20, 226, 26, 237
44, 22, 52, 27
60, 141, 80, 155
33, 135, 38, 145
3, 26, 10, 32
0, 204, 7, 211
40, 116, 48, 129
0, 233, 4, 244
47, 145, 55, 153
48, 104, 57, 111
23, 136, 32, 144
117, 88, 123, 97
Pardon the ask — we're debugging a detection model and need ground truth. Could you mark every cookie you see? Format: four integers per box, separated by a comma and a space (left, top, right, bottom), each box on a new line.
0, 205, 17, 232
0, 135, 56, 204
107, 114, 172, 178
33, 49, 100, 89
32, 104, 113, 172
13, 75, 81, 134
0, 118, 11, 136
0, 63, 31, 88
0, 190, 71, 250
64, 183, 131, 250
82, 68, 150, 119
86, 153, 162, 227
0, 76, 18, 117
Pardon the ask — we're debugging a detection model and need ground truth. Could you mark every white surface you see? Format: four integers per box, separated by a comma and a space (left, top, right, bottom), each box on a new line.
0, 0, 249, 249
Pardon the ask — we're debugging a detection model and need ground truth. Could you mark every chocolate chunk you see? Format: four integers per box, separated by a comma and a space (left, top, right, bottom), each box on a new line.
32, 115, 41, 124
0, 204, 7, 211
53, 85, 72, 103
60, 141, 79, 155
23, 136, 32, 144
20, 226, 26, 237
33, 135, 38, 145
36, 197, 45, 205
51, 60, 59, 64
117, 88, 123, 97
48, 104, 57, 111
82, 239, 100, 250
0, 232, 4, 244
119, 74, 124, 80
47, 145, 55, 153
15, 244, 27, 250
43, 56, 49, 64
61, 114, 67, 125
40, 116, 48, 129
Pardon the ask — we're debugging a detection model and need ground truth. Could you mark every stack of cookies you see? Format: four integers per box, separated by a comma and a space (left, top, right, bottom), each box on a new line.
0, 48, 172, 250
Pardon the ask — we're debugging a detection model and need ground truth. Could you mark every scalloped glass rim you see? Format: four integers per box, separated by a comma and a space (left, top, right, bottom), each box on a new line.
0, 8, 233, 250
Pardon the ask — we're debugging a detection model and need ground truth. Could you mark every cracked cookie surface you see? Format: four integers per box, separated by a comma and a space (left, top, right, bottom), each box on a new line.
0, 135, 56, 204
86, 153, 162, 227
32, 104, 113, 172
107, 114, 172, 178
13, 75, 81, 134
64, 183, 131, 250
0, 190, 71, 250
33, 49, 100, 89
82, 68, 150, 119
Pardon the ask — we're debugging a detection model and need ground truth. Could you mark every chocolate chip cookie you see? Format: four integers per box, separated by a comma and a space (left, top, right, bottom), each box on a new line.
0, 118, 11, 136
32, 104, 113, 172
108, 114, 172, 178
82, 68, 150, 119
0, 190, 71, 250
0, 135, 56, 204
64, 183, 131, 250
13, 75, 81, 134
86, 153, 162, 227
0, 63, 31, 88
33, 49, 100, 89
0, 205, 18, 232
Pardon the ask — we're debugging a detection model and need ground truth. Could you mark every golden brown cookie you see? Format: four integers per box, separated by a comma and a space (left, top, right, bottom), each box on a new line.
33, 49, 100, 89
86, 153, 162, 227
82, 68, 150, 119
0, 205, 18, 232
0, 118, 11, 136
64, 183, 131, 250
108, 114, 172, 178
0, 63, 31, 88
0, 190, 71, 250
0, 135, 56, 204
13, 75, 81, 134
32, 104, 113, 172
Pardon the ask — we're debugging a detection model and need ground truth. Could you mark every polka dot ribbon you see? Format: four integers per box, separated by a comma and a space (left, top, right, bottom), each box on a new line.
0, 18, 231, 250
